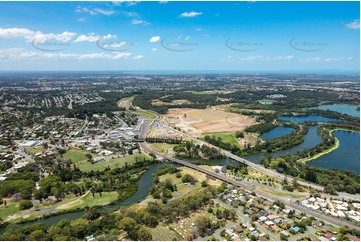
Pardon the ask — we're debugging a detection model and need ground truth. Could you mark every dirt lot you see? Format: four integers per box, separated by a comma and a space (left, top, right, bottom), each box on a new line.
152, 99, 191, 106
164, 108, 257, 137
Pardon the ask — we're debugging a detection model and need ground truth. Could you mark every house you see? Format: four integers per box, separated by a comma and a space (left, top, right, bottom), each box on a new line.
267, 214, 278, 220
258, 216, 267, 223
265, 221, 274, 226
282, 209, 290, 214
274, 218, 283, 224
233, 237, 241, 241
281, 231, 290, 237
293, 213, 302, 219
324, 232, 334, 240
312, 220, 322, 227
245, 209, 253, 215
251, 207, 259, 213
345, 234, 360, 241
270, 225, 280, 233
248, 226, 255, 232
234, 226, 243, 233
293, 226, 300, 233
263, 200, 272, 206
251, 231, 260, 239
259, 210, 268, 217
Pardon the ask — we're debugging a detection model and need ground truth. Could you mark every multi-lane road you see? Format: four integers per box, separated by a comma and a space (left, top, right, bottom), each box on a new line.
136, 110, 360, 230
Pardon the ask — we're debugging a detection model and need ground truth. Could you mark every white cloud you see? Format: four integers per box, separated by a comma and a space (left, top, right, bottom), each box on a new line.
346, 19, 360, 29
133, 55, 144, 59
112, 1, 138, 7
0, 28, 77, 43
151, 48, 157, 51
77, 18, 85, 22
301, 57, 352, 63
195, 28, 203, 31
113, 52, 131, 59
185, 36, 191, 41
131, 19, 150, 25
149, 36, 160, 43
159, 1, 168, 4
180, 11, 202, 17
240, 55, 294, 61
75, 6, 116, 16
0, 48, 131, 60
74, 33, 115, 42
32, 31, 77, 43
124, 11, 139, 17
0, 27, 35, 39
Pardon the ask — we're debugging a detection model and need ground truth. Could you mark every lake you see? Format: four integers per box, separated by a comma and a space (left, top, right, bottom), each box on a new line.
245, 126, 323, 163
278, 115, 341, 123
260, 126, 295, 140
308, 130, 360, 174
310, 104, 360, 117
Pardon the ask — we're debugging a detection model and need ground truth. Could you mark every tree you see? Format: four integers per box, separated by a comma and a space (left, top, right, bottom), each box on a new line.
85, 153, 93, 162
201, 181, 208, 187
195, 215, 212, 236
29, 230, 46, 241
19, 199, 33, 210
136, 227, 152, 241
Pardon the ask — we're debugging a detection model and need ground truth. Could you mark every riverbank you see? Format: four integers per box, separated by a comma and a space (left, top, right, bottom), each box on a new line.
298, 128, 360, 164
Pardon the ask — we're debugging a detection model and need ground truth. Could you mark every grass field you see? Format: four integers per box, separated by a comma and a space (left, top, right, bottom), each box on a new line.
26, 146, 45, 154
0, 200, 19, 219
56, 191, 118, 210
76, 153, 151, 172
62, 149, 91, 163
136, 109, 157, 119
202, 132, 241, 148
148, 143, 176, 153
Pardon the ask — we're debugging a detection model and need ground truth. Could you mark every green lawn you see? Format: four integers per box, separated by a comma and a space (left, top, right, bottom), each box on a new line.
62, 149, 91, 163
148, 143, 176, 153
202, 132, 241, 148
76, 153, 151, 172
0, 200, 19, 219
136, 109, 157, 119
26, 146, 45, 154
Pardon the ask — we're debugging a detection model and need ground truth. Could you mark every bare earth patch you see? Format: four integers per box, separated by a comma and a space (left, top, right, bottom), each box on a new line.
164, 108, 257, 138
152, 99, 191, 106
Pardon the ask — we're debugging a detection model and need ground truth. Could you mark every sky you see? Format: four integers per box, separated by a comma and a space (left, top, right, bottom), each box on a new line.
0, 1, 359, 72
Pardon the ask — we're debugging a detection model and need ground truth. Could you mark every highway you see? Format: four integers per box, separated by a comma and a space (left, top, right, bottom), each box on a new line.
137, 112, 360, 231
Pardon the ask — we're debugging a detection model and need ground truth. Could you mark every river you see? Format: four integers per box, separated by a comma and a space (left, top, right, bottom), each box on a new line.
309, 104, 360, 117
259, 126, 295, 140
1, 163, 164, 231
278, 115, 341, 123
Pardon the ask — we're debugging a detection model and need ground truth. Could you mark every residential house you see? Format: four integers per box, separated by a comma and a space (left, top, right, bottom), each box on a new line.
270, 225, 280, 233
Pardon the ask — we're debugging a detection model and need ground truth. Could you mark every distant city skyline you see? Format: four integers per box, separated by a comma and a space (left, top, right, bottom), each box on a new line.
0, 1, 359, 71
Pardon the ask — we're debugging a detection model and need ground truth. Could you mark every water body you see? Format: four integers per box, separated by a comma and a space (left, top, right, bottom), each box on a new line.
260, 126, 295, 140
308, 130, 360, 174
310, 104, 360, 117
278, 115, 340, 123
245, 126, 323, 163
1, 163, 164, 231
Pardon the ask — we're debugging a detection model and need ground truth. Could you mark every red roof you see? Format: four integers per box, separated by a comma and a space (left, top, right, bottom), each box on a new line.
233, 237, 241, 241
270, 225, 280, 232
234, 226, 243, 233
345, 234, 360, 241
251, 207, 259, 212
325, 232, 333, 239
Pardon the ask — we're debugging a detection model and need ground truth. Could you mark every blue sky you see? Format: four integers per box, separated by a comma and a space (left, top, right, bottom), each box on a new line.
0, 1, 359, 72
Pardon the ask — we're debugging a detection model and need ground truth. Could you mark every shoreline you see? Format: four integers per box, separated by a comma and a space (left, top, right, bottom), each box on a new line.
299, 128, 359, 164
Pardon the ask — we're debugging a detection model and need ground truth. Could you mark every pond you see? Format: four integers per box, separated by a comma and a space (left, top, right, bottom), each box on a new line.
278, 115, 341, 123
259, 126, 295, 140
307, 130, 360, 174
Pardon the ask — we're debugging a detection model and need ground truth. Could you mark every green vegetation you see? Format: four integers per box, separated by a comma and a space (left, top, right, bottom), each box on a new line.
148, 143, 176, 153
62, 149, 91, 163
202, 132, 241, 148
173, 141, 224, 159
76, 154, 151, 172
136, 109, 157, 119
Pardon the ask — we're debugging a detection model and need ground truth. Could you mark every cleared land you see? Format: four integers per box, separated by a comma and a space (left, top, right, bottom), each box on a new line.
202, 132, 241, 148
164, 108, 257, 138
148, 143, 176, 153
152, 99, 191, 106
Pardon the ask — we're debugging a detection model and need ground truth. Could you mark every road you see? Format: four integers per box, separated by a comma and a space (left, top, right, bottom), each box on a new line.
136, 109, 360, 231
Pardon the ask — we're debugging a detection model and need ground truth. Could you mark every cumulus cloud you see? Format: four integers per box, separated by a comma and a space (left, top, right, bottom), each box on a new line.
151, 48, 157, 51
0, 28, 77, 43
74, 33, 115, 42
133, 55, 144, 59
112, 1, 138, 7
346, 19, 360, 29
149, 36, 160, 43
180, 11, 202, 17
